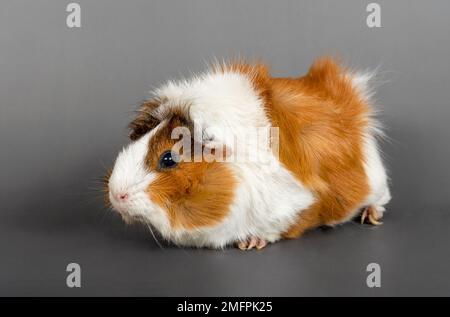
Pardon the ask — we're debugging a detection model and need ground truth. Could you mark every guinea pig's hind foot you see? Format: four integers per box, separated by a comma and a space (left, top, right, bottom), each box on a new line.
237, 237, 267, 251
360, 206, 383, 226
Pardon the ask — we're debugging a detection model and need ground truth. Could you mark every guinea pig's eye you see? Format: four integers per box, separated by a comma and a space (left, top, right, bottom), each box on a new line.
158, 150, 179, 170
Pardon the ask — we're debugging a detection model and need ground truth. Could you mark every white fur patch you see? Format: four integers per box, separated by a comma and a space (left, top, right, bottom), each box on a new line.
155, 71, 270, 132
352, 71, 376, 102
362, 135, 391, 214
108, 123, 171, 235
351, 71, 391, 214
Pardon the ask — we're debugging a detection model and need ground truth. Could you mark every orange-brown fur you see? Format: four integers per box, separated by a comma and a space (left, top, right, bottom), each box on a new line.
239, 58, 371, 238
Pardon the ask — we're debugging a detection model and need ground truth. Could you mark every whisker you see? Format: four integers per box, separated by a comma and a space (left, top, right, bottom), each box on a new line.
145, 223, 165, 250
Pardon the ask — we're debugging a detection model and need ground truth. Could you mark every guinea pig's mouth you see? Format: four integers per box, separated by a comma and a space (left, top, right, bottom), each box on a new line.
108, 192, 130, 215
108, 196, 136, 224
107, 189, 150, 225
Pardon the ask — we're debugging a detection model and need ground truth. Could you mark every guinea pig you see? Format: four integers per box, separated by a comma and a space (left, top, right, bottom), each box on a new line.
106, 57, 391, 250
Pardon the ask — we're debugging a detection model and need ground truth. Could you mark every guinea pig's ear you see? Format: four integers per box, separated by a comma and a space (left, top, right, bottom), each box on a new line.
129, 100, 160, 141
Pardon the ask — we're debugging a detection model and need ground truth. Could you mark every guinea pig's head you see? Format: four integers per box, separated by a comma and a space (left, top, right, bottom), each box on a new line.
106, 100, 237, 241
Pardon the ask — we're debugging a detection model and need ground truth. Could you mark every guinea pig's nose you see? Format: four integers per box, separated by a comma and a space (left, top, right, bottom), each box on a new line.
117, 192, 129, 201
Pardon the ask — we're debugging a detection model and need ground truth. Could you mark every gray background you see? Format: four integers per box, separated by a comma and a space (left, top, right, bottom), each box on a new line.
1, 0, 449, 296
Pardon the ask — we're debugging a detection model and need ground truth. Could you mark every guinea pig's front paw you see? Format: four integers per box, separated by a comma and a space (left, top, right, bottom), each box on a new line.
236, 237, 268, 251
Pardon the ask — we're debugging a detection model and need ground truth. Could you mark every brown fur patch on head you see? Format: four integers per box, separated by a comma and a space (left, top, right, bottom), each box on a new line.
144, 112, 237, 230
129, 100, 161, 141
